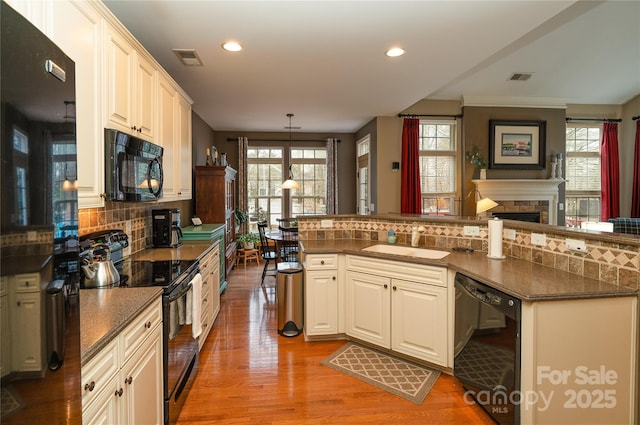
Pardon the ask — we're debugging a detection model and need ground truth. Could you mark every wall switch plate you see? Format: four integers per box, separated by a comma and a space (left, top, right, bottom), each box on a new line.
566, 238, 588, 253
463, 226, 480, 236
531, 233, 547, 246
503, 228, 516, 240
320, 219, 334, 228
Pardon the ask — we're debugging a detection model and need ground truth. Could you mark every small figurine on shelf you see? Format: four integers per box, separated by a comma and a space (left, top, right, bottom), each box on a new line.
206, 148, 214, 166
549, 155, 557, 179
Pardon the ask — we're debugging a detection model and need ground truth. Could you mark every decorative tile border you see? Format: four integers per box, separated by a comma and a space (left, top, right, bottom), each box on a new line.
298, 216, 640, 289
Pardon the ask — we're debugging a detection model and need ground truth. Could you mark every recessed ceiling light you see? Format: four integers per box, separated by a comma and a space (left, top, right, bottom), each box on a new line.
385, 47, 405, 58
222, 41, 242, 52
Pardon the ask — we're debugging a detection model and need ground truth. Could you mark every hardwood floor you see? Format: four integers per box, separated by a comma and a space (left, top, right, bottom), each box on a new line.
178, 263, 495, 424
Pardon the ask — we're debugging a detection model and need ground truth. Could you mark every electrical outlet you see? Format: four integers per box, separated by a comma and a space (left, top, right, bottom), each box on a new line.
559, 202, 564, 211
566, 238, 588, 253
463, 226, 480, 236
531, 233, 546, 246
503, 228, 516, 240
320, 219, 333, 228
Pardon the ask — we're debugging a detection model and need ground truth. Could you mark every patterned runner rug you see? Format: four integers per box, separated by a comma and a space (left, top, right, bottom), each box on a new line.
1, 385, 24, 419
321, 342, 441, 404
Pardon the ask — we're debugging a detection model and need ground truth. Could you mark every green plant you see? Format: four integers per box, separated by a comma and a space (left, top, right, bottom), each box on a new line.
235, 209, 248, 225
465, 145, 487, 169
236, 232, 260, 246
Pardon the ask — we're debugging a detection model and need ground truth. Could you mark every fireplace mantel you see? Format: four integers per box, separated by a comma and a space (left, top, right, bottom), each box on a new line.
473, 179, 564, 225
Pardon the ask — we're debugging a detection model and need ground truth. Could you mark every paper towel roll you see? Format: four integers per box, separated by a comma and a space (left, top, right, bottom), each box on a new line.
487, 217, 505, 259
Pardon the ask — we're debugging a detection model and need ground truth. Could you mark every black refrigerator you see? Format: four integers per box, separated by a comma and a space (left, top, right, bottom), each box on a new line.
1, 2, 81, 423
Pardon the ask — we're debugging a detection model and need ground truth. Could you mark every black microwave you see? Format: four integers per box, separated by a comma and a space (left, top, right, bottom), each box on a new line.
105, 128, 164, 202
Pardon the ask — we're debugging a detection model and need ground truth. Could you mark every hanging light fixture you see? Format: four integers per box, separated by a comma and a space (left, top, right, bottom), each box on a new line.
282, 113, 300, 189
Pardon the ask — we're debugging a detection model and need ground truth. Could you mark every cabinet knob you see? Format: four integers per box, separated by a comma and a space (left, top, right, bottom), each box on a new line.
144, 321, 152, 329
393, 286, 397, 291
16, 301, 20, 307
332, 276, 336, 280
320, 260, 325, 265
383, 284, 388, 289
115, 388, 123, 397
131, 125, 137, 131
125, 376, 133, 385
84, 381, 95, 392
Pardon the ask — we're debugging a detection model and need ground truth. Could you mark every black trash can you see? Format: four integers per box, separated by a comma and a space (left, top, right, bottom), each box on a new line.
276, 262, 304, 337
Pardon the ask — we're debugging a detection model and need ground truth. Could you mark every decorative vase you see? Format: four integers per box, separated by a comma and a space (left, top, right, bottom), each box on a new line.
480, 168, 487, 180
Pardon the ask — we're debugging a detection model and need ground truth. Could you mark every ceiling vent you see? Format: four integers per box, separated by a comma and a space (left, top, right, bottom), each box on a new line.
508, 72, 533, 81
173, 49, 203, 66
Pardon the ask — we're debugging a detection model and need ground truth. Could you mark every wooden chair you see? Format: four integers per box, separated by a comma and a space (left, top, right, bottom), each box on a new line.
257, 221, 278, 286
279, 225, 299, 263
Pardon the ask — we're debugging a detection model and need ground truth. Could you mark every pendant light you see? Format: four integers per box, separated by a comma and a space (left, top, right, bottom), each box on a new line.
282, 113, 300, 189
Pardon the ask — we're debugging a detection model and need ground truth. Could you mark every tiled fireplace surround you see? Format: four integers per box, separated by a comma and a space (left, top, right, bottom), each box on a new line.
298, 216, 640, 290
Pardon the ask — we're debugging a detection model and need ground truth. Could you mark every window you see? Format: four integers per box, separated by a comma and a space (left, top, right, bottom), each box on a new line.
565, 125, 601, 226
246, 146, 328, 228
290, 148, 327, 216
356, 135, 370, 215
418, 120, 457, 214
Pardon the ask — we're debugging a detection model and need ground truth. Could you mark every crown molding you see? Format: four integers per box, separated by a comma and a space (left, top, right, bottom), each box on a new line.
462, 96, 569, 109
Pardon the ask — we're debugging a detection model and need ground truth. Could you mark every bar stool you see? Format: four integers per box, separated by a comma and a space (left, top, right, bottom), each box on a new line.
237, 248, 260, 268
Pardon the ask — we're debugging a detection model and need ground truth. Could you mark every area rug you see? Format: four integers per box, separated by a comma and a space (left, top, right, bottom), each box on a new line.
321, 342, 440, 404
1, 385, 24, 419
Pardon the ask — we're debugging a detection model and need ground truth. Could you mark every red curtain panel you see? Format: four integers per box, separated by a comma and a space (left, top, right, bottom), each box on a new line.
631, 120, 640, 217
400, 118, 422, 214
601, 122, 620, 221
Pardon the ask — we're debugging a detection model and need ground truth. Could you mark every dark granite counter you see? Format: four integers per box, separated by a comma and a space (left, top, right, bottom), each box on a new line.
300, 239, 638, 302
80, 286, 162, 366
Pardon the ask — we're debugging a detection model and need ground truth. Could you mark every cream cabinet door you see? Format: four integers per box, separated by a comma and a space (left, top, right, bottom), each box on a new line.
391, 279, 448, 366
176, 94, 192, 200
157, 77, 177, 198
121, 324, 163, 425
50, 0, 105, 208
345, 270, 390, 347
134, 54, 156, 141
305, 269, 338, 336
82, 374, 120, 425
104, 25, 135, 133
1, 279, 10, 378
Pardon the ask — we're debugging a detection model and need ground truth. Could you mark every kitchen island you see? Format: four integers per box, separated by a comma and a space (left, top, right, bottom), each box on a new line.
297, 214, 638, 425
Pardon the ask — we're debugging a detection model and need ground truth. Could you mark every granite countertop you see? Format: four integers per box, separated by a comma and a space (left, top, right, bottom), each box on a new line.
130, 241, 214, 262
1, 254, 51, 276
79, 241, 217, 365
300, 239, 638, 302
80, 286, 162, 365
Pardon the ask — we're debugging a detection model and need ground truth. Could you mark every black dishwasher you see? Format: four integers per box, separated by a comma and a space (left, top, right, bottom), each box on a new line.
454, 273, 521, 425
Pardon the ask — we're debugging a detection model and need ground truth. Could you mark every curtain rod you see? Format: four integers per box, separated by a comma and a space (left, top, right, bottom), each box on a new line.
397, 113, 463, 119
565, 117, 622, 123
227, 138, 340, 142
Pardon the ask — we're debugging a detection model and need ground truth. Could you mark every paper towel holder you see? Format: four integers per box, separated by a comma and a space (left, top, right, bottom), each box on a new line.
464, 189, 498, 215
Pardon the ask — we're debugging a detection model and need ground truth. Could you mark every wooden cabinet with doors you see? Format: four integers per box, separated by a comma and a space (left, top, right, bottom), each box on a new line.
195, 166, 238, 279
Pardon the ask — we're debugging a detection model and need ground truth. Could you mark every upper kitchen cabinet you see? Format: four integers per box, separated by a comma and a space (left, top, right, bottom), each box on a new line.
103, 24, 157, 142
158, 75, 193, 202
48, 0, 105, 209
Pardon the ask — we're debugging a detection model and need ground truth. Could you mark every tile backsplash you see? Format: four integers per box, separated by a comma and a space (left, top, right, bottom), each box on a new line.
79, 200, 192, 254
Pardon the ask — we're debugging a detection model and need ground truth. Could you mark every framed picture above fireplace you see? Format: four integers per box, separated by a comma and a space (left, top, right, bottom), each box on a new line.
489, 120, 546, 169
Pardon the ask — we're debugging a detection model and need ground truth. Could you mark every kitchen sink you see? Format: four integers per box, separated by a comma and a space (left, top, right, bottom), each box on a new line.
362, 244, 450, 259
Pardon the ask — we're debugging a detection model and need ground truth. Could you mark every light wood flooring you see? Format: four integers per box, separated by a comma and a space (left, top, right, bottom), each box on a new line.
177, 262, 495, 425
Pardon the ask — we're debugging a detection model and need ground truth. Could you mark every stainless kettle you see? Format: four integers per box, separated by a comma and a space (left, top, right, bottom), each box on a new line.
81, 244, 120, 288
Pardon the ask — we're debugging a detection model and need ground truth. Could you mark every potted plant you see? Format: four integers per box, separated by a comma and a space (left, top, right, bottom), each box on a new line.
235, 209, 248, 232
465, 145, 488, 179
236, 232, 260, 249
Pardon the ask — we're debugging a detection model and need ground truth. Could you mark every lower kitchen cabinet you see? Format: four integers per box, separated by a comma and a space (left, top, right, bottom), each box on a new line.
345, 255, 449, 367
198, 244, 220, 350
82, 298, 163, 425
304, 254, 339, 336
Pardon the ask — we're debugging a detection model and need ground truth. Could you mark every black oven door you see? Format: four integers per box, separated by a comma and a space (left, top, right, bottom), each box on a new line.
164, 278, 199, 424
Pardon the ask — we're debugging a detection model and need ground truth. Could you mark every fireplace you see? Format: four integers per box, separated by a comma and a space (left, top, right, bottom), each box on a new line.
492, 212, 541, 223
473, 179, 564, 225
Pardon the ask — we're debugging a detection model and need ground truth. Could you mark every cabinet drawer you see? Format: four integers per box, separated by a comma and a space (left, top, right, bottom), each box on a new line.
305, 254, 338, 270
346, 255, 447, 287
14, 273, 40, 292
120, 298, 162, 361
82, 337, 119, 406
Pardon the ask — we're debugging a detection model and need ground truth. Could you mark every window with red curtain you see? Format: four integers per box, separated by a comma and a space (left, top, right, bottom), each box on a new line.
401, 118, 421, 214
600, 122, 620, 221
631, 119, 640, 217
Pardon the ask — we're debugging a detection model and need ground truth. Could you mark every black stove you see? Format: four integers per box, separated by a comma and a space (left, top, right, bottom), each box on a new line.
120, 259, 197, 292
